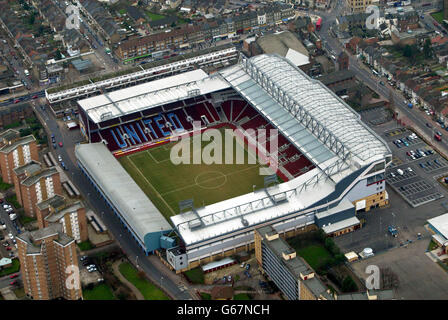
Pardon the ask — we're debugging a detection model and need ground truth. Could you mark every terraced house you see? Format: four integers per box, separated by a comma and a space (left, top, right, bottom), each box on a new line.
115, 3, 294, 61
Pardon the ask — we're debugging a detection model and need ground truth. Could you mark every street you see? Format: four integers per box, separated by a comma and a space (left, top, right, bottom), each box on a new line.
309, 6, 448, 160
31, 100, 193, 300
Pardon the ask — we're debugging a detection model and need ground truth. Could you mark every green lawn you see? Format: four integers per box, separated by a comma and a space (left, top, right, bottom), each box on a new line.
233, 293, 251, 300
77, 240, 94, 251
0, 177, 13, 191
428, 240, 439, 251
83, 284, 116, 300
296, 245, 332, 271
119, 262, 170, 300
146, 12, 165, 21
200, 292, 211, 300
183, 267, 204, 284
118, 8, 126, 15
6, 195, 21, 209
118, 127, 270, 220
18, 214, 36, 226
0, 259, 20, 277
432, 11, 445, 24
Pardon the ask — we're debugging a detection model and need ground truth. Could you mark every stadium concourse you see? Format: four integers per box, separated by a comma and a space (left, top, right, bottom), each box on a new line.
75, 54, 392, 272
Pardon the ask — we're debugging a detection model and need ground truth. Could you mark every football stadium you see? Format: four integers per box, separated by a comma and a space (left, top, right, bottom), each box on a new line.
75, 53, 392, 272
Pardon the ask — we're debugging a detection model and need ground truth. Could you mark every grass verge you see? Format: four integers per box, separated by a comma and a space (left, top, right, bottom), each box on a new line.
119, 262, 170, 300
83, 283, 116, 300
183, 267, 204, 284
0, 259, 20, 277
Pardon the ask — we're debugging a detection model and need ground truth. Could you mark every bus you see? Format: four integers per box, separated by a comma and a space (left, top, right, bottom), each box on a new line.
316, 18, 322, 31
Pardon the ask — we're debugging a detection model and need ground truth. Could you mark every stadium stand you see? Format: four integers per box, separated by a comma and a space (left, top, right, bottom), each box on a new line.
83, 95, 315, 179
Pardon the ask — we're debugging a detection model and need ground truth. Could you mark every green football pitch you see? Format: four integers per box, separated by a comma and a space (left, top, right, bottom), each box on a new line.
118, 128, 273, 221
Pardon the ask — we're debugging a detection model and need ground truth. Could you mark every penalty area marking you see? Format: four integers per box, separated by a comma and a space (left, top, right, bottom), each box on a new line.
127, 156, 176, 215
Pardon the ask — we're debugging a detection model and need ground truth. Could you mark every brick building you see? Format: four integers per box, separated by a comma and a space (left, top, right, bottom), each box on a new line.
13, 163, 62, 217
16, 224, 82, 300
116, 3, 294, 61
254, 225, 334, 300
0, 130, 38, 184
39, 196, 89, 243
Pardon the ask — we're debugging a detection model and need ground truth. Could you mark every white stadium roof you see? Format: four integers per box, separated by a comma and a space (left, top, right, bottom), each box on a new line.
220, 54, 390, 169
78, 69, 230, 123
76, 54, 391, 247
75, 143, 172, 244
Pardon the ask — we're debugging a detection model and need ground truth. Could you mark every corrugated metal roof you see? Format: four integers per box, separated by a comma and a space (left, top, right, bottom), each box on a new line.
75, 143, 172, 245
77, 69, 230, 123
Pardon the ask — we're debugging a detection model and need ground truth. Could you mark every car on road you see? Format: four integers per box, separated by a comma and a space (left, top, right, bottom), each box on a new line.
426, 123, 432, 128
14, 99, 20, 104
58, 142, 63, 147
9, 274, 18, 279
32, 95, 38, 99
379, 81, 385, 86
6, 246, 12, 251
9, 280, 18, 286
53, 143, 57, 149
58, 155, 62, 162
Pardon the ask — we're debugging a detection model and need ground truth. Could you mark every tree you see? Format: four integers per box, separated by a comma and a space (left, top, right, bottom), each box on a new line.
403, 44, 413, 58
341, 276, 358, 293
423, 38, 433, 58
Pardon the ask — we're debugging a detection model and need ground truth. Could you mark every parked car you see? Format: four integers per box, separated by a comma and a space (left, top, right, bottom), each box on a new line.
245, 263, 250, 270
9, 274, 18, 279
9, 280, 17, 286
58, 142, 63, 147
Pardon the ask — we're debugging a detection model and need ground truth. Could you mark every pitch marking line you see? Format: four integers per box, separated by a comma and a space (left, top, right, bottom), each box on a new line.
146, 149, 159, 164
127, 156, 176, 215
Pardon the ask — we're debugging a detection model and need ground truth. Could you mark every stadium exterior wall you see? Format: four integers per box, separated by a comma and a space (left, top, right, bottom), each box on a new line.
172, 161, 388, 270
77, 156, 171, 254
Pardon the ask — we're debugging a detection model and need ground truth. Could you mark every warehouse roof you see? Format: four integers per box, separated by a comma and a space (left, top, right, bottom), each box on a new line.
428, 213, 448, 239
75, 143, 172, 245
256, 31, 309, 58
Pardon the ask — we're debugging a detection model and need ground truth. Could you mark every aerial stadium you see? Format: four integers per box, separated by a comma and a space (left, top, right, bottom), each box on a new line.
74, 53, 392, 272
